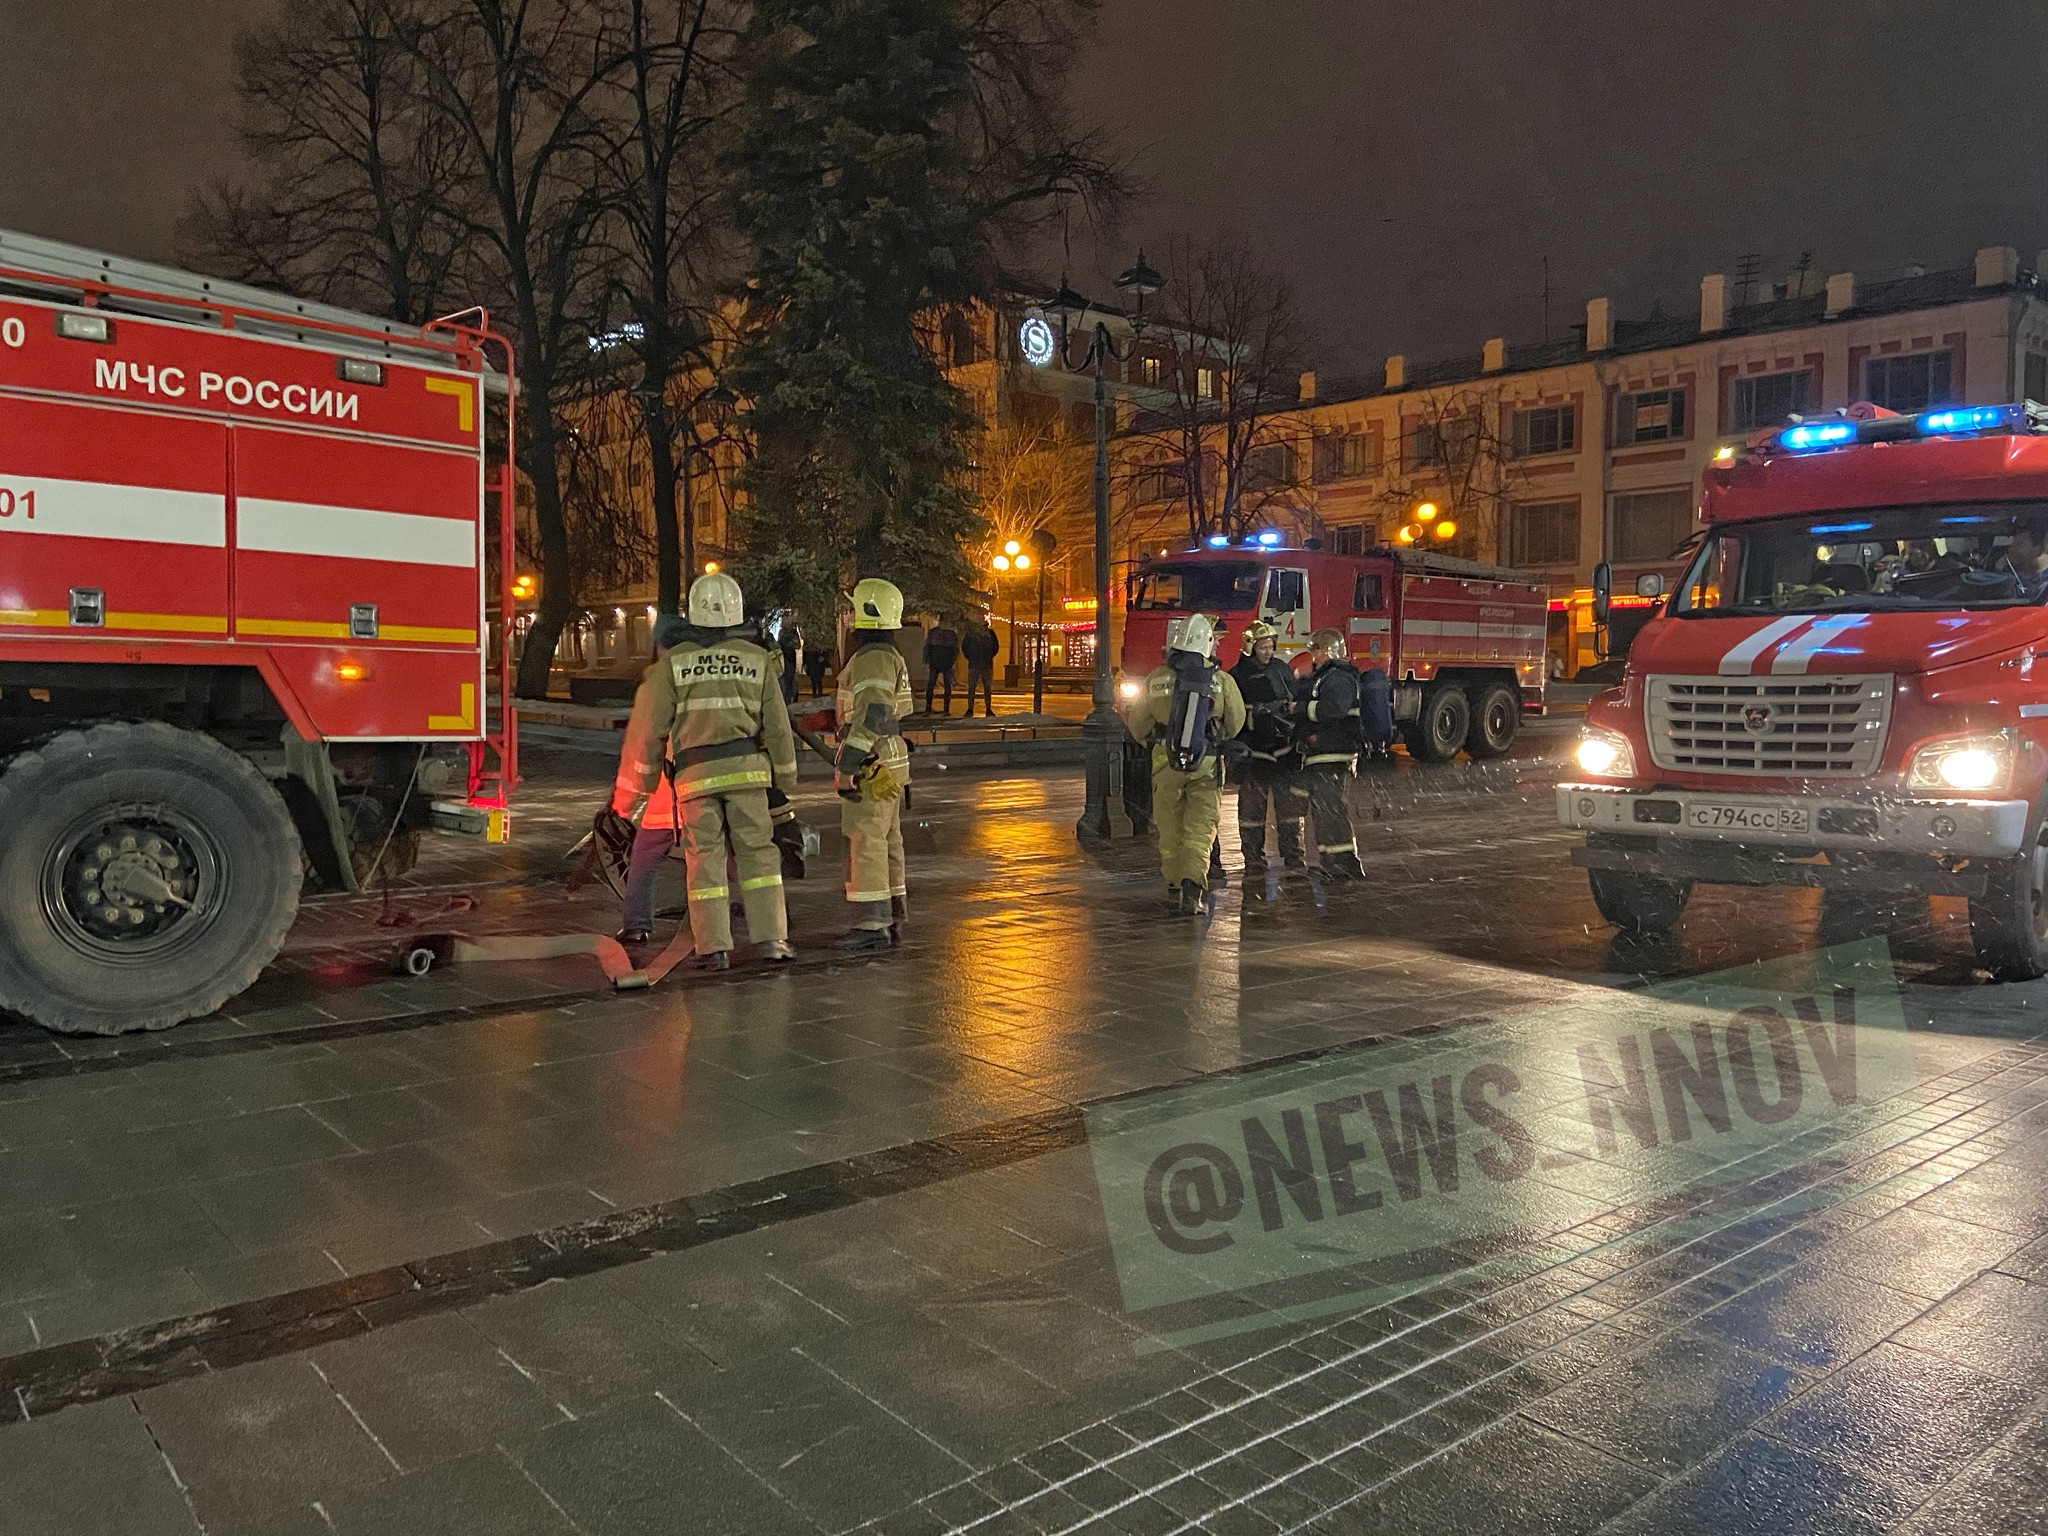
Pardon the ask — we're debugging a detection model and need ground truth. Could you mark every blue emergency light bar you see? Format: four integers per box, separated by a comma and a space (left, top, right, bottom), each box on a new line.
1205, 533, 1230, 547
1779, 421, 1857, 452
1254, 530, 1282, 546
1774, 402, 2039, 455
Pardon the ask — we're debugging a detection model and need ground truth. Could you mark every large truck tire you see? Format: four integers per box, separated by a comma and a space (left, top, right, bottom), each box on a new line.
1587, 867, 1691, 935
1970, 828, 2048, 981
1465, 683, 1521, 758
1403, 684, 1472, 763
0, 722, 302, 1034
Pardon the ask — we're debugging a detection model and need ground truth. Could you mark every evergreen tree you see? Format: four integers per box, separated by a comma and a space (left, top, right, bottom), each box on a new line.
725, 0, 988, 631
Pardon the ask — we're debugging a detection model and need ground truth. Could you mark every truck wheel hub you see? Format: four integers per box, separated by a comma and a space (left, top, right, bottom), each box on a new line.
45, 812, 216, 957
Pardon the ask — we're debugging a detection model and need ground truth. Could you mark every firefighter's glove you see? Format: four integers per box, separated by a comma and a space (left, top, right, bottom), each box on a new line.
772, 816, 809, 880
859, 759, 903, 803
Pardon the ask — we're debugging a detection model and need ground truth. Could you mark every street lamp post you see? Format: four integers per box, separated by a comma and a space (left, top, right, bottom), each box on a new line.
1030, 527, 1056, 715
1026, 252, 1164, 841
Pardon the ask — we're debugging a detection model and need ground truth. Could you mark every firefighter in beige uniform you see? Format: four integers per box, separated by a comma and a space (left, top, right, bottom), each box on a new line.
614, 572, 798, 970
834, 578, 914, 950
1123, 612, 1246, 913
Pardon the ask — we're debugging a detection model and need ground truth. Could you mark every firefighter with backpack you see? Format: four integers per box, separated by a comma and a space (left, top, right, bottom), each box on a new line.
1295, 627, 1369, 880
1123, 612, 1247, 913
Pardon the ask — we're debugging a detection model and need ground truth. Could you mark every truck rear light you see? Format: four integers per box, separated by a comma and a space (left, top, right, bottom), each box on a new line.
55, 312, 113, 343
337, 357, 385, 386
335, 661, 369, 682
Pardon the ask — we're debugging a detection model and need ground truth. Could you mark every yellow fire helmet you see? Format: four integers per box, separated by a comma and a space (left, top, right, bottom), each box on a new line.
851, 577, 905, 629
1243, 620, 1279, 645
1308, 626, 1347, 659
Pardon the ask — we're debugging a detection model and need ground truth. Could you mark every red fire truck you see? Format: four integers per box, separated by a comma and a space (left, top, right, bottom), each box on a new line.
1561, 400, 2048, 977
0, 230, 516, 1035
1121, 539, 1549, 759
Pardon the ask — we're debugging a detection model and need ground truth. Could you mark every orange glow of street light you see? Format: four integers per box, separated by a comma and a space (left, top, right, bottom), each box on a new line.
1434, 519, 1457, 539
1015, 554, 1031, 571
1415, 501, 1439, 522
992, 554, 1011, 572
1004, 539, 1022, 557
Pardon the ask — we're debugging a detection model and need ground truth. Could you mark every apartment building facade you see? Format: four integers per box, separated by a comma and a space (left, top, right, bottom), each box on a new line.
1115, 245, 2048, 677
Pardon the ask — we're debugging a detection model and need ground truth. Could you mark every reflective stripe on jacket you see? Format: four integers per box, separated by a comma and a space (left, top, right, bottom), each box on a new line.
627, 636, 799, 804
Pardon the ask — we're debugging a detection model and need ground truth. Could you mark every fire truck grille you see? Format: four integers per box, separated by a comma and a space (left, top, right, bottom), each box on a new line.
1646, 674, 1892, 777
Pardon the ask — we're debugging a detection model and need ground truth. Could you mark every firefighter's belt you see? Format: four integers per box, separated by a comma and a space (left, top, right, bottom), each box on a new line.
675, 737, 764, 768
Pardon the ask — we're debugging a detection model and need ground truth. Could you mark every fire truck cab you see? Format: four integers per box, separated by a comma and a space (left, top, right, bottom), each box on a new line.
1122, 538, 1548, 760
1562, 401, 2048, 977
0, 230, 515, 1035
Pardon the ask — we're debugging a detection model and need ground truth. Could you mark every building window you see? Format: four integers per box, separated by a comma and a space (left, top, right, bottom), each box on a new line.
1510, 500, 1580, 566
1406, 416, 1476, 472
1864, 350, 1954, 413
1352, 570, 1384, 608
1196, 366, 1217, 400
1130, 462, 1181, 504
1613, 388, 1687, 446
1139, 355, 1162, 387
1314, 430, 1376, 482
1332, 525, 1367, 557
1730, 369, 1812, 431
1246, 442, 1297, 489
2027, 352, 2048, 405
1611, 488, 1694, 563
1510, 404, 1576, 457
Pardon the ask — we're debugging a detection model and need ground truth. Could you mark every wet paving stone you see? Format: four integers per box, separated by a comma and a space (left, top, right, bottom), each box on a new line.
0, 750, 2046, 1531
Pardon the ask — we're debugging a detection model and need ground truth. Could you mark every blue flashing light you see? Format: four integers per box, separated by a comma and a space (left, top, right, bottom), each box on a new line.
1808, 521, 1874, 534
1254, 530, 1282, 547
1780, 421, 1857, 452
1205, 533, 1230, 548
1917, 404, 2018, 437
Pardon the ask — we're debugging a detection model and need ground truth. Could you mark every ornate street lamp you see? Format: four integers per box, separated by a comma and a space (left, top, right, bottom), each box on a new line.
1019, 251, 1164, 840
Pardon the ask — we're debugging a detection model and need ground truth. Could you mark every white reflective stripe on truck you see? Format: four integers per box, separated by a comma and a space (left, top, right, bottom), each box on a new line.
1717, 614, 1812, 674
0, 475, 225, 546
236, 498, 478, 568
1769, 614, 1867, 674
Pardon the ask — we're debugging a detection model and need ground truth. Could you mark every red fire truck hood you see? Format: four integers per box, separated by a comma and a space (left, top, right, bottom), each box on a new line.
1632, 607, 2045, 679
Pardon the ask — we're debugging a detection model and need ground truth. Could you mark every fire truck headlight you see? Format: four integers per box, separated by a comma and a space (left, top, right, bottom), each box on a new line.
1907, 730, 2015, 793
1574, 727, 1635, 778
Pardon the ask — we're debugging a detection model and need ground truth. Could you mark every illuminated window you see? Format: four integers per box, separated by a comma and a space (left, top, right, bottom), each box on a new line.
1614, 388, 1687, 446
1196, 366, 1217, 400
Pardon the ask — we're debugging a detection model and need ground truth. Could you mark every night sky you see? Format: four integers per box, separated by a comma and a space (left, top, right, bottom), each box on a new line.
5, 0, 2047, 375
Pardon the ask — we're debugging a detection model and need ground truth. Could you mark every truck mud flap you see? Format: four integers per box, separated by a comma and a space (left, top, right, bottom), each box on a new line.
1572, 840, 1987, 898
393, 928, 698, 990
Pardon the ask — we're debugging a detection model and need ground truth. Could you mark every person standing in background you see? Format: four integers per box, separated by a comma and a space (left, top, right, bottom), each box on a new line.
961, 616, 999, 717
922, 617, 959, 716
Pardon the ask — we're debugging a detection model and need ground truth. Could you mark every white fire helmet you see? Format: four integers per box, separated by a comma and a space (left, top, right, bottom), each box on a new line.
688, 571, 745, 628
1171, 612, 1219, 659
851, 577, 904, 630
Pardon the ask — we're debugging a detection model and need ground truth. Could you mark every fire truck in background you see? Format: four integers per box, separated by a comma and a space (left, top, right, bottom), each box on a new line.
0, 230, 516, 1035
1120, 536, 1548, 759
1562, 400, 2048, 978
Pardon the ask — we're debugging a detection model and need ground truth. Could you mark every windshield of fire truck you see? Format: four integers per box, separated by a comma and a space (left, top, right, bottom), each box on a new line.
1129, 561, 1264, 611
1671, 503, 2048, 615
